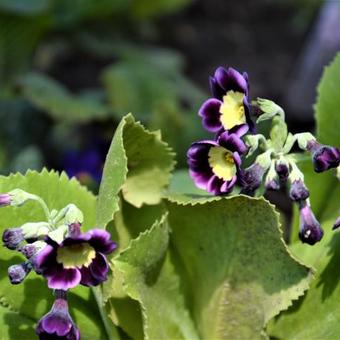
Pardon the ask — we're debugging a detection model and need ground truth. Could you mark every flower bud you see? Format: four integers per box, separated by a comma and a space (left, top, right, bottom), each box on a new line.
240, 163, 266, 195
20, 241, 46, 259
288, 162, 309, 201
265, 161, 280, 191
333, 216, 340, 230
290, 179, 309, 202
0, 193, 12, 207
307, 140, 340, 173
8, 262, 32, 284
298, 201, 323, 245
275, 158, 290, 183
2, 228, 24, 249
7, 189, 36, 207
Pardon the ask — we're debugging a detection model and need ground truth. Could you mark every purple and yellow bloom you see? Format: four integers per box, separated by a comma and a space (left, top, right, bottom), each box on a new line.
298, 201, 323, 245
307, 140, 340, 173
187, 131, 247, 195
36, 290, 79, 340
199, 67, 252, 134
35, 226, 117, 290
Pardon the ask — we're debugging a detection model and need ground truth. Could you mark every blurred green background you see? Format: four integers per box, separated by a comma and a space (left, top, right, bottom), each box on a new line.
0, 0, 325, 192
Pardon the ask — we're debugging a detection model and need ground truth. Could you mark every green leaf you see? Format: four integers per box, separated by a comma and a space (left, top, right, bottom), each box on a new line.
0, 170, 107, 339
97, 114, 175, 228
112, 215, 199, 339
269, 116, 288, 152
268, 219, 340, 339
20, 73, 111, 123
166, 196, 312, 339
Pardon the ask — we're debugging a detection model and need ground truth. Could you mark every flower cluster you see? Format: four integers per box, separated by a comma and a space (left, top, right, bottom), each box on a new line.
188, 66, 340, 245
1, 189, 117, 339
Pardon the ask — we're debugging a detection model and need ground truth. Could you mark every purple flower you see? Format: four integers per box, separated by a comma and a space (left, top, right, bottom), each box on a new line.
199, 67, 253, 134
307, 140, 340, 173
298, 201, 323, 245
36, 290, 80, 340
35, 227, 117, 290
8, 262, 32, 284
2, 228, 24, 249
240, 163, 266, 196
187, 131, 246, 195
0, 193, 11, 207
289, 179, 309, 202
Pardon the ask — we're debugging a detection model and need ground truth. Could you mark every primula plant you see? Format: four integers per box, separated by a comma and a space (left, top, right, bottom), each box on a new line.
2, 54, 340, 340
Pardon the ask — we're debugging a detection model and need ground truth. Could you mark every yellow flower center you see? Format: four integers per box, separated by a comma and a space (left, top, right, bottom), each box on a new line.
219, 90, 246, 130
57, 243, 96, 269
208, 146, 236, 181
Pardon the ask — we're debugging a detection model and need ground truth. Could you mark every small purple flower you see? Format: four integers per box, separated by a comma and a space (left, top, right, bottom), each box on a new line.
36, 290, 80, 340
199, 66, 253, 134
333, 216, 340, 230
35, 227, 117, 290
289, 179, 309, 202
298, 201, 323, 245
0, 193, 11, 207
2, 228, 24, 249
187, 131, 246, 195
307, 140, 340, 173
240, 163, 266, 196
8, 262, 32, 284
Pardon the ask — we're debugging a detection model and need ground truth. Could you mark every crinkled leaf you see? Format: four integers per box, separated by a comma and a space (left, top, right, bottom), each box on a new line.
268, 219, 340, 339
112, 215, 199, 339
166, 196, 312, 339
20, 73, 110, 122
97, 114, 175, 228
0, 170, 107, 339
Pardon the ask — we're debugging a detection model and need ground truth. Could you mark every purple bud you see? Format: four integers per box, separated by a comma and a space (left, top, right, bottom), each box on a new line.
289, 179, 309, 202
0, 193, 11, 207
240, 163, 265, 195
307, 140, 340, 173
8, 262, 32, 284
2, 228, 24, 249
275, 162, 289, 183
20, 244, 38, 259
36, 291, 80, 340
333, 216, 340, 230
298, 201, 323, 245
68, 222, 81, 238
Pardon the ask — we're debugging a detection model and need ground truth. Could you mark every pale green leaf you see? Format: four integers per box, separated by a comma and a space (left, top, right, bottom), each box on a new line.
113, 215, 199, 340
97, 114, 175, 228
166, 196, 312, 339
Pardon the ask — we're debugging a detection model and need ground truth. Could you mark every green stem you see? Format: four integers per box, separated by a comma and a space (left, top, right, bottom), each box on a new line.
33, 196, 51, 222
92, 287, 121, 340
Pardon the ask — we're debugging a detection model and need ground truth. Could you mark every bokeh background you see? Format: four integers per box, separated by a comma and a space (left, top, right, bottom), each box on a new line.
0, 0, 339, 203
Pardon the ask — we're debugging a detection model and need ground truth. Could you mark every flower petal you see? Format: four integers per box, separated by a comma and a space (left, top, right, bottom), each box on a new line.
87, 229, 117, 255
218, 132, 248, 155
198, 98, 223, 132
89, 253, 109, 282
45, 265, 81, 290
214, 67, 249, 94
